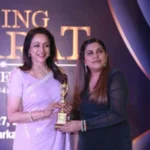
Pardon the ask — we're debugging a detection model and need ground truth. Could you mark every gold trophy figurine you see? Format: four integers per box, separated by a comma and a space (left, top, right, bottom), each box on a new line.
55, 82, 68, 128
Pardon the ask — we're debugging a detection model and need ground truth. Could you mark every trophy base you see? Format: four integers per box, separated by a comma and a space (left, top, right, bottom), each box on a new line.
55, 112, 67, 128
55, 123, 65, 128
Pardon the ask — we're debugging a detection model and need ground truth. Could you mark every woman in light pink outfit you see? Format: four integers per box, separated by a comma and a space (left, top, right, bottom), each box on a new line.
7, 27, 72, 150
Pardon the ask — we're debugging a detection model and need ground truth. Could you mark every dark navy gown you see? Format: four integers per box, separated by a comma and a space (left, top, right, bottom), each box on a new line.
74, 69, 132, 150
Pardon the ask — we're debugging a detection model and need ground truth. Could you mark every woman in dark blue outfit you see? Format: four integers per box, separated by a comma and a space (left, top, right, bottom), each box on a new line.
57, 38, 132, 150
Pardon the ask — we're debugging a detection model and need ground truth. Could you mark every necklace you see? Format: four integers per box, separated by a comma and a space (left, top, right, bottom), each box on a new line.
30, 65, 50, 79
89, 84, 95, 92
89, 81, 97, 92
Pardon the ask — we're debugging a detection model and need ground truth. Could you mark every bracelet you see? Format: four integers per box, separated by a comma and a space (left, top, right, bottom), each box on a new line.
81, 120, 84, 132
83, 120, 87, 131
81, 120, 87, 132
28, 111, 33, 122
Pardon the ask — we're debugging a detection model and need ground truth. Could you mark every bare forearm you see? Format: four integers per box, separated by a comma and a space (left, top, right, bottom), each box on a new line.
8, 110, 48, 123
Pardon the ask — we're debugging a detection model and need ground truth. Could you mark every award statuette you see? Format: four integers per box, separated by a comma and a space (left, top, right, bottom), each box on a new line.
55, 82, 68, 128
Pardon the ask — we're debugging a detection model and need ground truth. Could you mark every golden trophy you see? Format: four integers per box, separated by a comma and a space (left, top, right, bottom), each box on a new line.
55, 82, 68, 128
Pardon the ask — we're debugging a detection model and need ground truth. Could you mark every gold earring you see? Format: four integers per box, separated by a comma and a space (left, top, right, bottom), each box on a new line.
104, 60, 107, 67
85, 64, 88, 73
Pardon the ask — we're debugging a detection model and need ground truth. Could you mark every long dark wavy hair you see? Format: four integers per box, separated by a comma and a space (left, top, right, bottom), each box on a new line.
73, 38, 111, 110
19, 27, 67, 84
